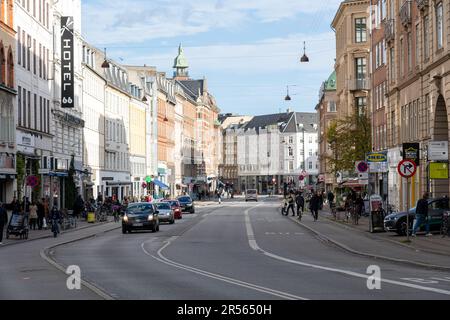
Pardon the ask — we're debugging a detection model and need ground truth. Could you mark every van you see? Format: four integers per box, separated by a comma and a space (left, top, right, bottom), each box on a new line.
245, 189, 258, 202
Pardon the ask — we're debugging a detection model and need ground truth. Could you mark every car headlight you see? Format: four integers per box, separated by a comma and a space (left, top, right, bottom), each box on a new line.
123, 215, 129, 222
148, 215, 154, 221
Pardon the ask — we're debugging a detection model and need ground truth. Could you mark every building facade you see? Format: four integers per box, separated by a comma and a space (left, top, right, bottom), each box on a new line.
14, 0, 54, 204
0, 0, 16, 203
316, 72, 338, 192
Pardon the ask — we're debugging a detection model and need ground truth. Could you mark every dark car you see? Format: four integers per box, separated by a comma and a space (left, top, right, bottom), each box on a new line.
384, 197, 449, 235
122, 203, 160, 234
177, 196, 195, 213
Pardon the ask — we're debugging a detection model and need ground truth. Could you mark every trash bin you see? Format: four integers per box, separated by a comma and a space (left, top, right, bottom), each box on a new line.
369, 210, 385, 233
87, 212, 95, 223
369, 195, 385, 233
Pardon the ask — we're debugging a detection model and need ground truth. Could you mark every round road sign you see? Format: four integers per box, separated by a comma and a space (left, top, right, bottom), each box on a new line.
357, 161, 369, 173
397, 160, 417, 179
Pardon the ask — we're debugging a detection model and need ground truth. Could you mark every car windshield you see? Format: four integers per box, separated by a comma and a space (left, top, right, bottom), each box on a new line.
127, 204, 154, 215
247, 190, 257, 195
178, 197, 192, 202
156, 203, 171, 210
166, 201, 179, 207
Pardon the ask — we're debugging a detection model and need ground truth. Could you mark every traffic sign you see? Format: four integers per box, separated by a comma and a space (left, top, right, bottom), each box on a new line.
397, 160, 417, 178
356, 161, 369, 173
26, 176, 40, 188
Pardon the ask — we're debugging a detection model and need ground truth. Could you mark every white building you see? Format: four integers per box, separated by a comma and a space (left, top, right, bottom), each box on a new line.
237, 111, 318, 194
14, 0, 54, 202
81, 42, 106, 200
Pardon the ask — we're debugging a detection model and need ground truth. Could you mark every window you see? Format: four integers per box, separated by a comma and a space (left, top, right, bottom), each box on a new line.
400, 38, 404, 76
328, 101, 336, 112
18, 86, 22, 126
288, 147, 293, 157
17, 27, 21, 65
309, 150, 313, 156
355, 18, 367, 43
356, 97, 367, 115
33, 39, 36, 74
22, 88, 26, 128
0, 45, 4, 85
27, 35, 31, 71
22, 31, 26, 67
34, 94, 37, 130
424, 15, 430, 59
27, 91, 31, 129
407, 32, 412, 72
436, 2, 444, 49
388, 48, 395, 84
415, 24, 420, 66
355, 57, 367, 79
39, 44, 42, 77
309, 162, 313, 170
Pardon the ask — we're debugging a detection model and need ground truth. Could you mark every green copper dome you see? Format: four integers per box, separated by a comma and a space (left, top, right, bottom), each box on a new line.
325, 71, 336, 91
174, 44, 189, 69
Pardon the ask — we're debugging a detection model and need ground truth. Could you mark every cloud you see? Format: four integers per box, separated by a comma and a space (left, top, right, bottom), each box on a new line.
82, 0, 341, 44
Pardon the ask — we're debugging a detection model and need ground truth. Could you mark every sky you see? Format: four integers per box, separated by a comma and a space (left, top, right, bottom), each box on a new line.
81, 0, 341, 116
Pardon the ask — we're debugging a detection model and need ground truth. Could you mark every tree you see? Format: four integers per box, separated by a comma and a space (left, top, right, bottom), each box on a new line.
64, 155, 77, 210
16, 154, 26, 200
326, 112, 372, 174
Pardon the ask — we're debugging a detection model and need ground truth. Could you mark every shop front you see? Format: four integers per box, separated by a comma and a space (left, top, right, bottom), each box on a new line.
0, 153, 16, 203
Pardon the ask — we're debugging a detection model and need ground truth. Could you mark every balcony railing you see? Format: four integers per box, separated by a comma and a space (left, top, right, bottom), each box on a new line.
400, 1, 412, 27
348, 78, 370, 91
415, 0, 429, 12
383, 19, 395, 43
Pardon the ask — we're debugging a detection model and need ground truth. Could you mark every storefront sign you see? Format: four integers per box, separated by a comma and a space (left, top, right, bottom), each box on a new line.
428, 141, 449, 161
61, 16, 74, 108
430, 162, 449, 180
367, 152, 388, 173
403, 143, 420, 166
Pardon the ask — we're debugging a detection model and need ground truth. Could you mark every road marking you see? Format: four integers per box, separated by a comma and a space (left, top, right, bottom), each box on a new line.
141, 241, 308, 300
244, 206, 450, 297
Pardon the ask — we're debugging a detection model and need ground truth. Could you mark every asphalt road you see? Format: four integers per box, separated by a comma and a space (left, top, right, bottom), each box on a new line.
2, 200, 450, 300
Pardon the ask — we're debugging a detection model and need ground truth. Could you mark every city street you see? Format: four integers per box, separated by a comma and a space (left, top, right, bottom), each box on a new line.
1, 198, 450, 300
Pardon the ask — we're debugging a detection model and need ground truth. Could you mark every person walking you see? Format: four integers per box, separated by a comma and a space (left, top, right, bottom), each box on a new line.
37, 199, 45, 230
327, 191, 335, 207
286, 191, 296, 217
310, 192, 320, 222
295, 192, 305, 220
73, 195, 84, 220
29, 202, 38, 231
412, 193, 432, 237
0, 202, 8, 245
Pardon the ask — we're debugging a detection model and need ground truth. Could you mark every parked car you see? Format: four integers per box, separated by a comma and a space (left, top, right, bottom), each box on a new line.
245, 189, 258, 202
155, 202, 175, 224
177, 196, 195, 213
122, 203, 160, 234
163, 200, 183, 220
384, 197, 449, 235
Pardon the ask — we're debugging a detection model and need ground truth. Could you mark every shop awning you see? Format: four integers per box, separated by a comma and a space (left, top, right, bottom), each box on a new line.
340, 180, 365, 188
153, 179, 169, 190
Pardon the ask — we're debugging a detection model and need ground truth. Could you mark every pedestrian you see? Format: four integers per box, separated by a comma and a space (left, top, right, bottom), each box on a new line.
286, 191, 296, 217
37, 199, 45, 230
318, 191, 324, 211
295, 192, 305, 219
412, 192, 432, 237
0, 202, 8, 245
327, 191, 335, 207
310, 192, 320, 222
29, 201, 38, 230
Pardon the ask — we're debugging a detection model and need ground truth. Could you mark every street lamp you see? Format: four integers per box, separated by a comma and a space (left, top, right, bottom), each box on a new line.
300, 41, 310, 63
101, 48, 110, 69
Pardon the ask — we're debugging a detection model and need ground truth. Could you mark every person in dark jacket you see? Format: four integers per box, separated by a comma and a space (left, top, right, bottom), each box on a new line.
295, 192, 305, 218
413, 193, 431, 237
286, 191, 296, 217
37, 199, 45, 230
310, 192, 320, 222
0, 202, 8, 244
73, 195, 84, 219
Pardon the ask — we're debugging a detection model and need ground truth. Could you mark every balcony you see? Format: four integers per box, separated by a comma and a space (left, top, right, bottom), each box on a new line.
383, 19, 395, 43
415, 0, 429, 12
348, 78, 370, 91
400, 1, 412, 27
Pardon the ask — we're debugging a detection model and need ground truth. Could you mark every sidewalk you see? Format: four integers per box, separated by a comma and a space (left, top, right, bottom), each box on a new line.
320, 207, 450, 257
290, 208, 450, 270
1, 216, 115, 247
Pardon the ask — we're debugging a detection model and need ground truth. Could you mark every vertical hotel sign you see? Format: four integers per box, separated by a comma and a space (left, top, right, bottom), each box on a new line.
61, 17, 74, 108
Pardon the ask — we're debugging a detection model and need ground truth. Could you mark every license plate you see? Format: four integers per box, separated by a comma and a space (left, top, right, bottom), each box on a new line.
133, 223, 143, 227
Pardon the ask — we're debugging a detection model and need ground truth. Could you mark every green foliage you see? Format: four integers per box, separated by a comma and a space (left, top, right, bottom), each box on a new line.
31, 159, 41, 202
64, 156, 77, 210
326, 113, 372, 174
16, 154, 26, 200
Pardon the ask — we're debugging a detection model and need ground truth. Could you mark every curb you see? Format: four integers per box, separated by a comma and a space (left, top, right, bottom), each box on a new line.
321, 211, 450, 258
289, 216, 450, 272
1, 220, 113, 248
40, 224, 121, 300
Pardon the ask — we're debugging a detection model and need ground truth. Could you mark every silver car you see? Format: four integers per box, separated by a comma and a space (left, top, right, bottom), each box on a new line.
245, 189, 258, 202
155, 202, 175, 224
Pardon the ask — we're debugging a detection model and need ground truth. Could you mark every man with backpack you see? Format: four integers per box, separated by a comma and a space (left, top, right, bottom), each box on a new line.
296, 192, 305, 219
